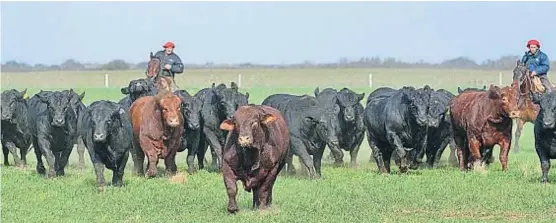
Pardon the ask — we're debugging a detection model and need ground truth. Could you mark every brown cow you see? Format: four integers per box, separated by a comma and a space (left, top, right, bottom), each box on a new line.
130, 89, 184, 178
450, 83, 520, 171
219, 105, 289, 214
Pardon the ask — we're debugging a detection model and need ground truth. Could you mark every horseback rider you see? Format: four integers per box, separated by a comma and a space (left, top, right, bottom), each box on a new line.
153, 41, 184, 79
521, 39, 552, 91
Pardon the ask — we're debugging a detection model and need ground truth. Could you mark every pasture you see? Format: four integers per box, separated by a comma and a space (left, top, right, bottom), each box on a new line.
2, 68, 556, 222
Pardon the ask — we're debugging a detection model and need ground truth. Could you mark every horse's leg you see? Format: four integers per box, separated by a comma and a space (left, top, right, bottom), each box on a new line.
513, 119, 525, 154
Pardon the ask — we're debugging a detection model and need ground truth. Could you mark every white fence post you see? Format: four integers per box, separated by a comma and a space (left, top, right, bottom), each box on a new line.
498, 72, 503, 86
238, 74, 242, 88
368, 73, 373, 88
104, 73, 109, 88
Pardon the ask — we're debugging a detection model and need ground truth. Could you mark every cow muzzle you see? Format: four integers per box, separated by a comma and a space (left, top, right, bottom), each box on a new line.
166, 117, 180, 127
328, 139, 339, 147
93, 133, 107, 142
238, 135, 253, 147
416, 117, 427, 126
508, 111, 521, 119
428, 119, 440, 128
542, 119, 556, 129
188, 122, 200, 130
52, 118, 65, 126
344, 114, 355, 122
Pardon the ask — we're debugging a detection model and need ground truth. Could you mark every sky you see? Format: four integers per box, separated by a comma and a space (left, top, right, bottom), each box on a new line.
2, 1, 556, 65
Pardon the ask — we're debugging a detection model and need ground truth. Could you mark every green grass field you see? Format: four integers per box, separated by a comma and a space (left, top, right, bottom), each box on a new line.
2, 69, 555, 223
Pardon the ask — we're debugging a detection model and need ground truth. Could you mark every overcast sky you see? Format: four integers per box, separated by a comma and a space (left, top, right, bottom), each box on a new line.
2, 1, 556, 65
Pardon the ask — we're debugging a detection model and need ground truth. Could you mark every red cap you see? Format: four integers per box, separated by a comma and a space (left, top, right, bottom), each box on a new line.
527, 39, 540, 48
163, 42, 175, 48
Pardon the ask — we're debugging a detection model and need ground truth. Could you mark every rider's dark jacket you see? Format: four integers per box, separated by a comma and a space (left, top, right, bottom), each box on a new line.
153, 50, 184, 77
521, 50, 550, 76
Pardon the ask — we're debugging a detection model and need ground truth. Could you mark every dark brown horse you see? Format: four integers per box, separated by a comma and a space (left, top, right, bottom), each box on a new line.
512, 60, 542, 153
146, 52, 178, 92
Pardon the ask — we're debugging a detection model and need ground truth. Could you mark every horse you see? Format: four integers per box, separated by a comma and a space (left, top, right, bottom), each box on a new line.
511, 60, 544, 153
146, 52, 179, 92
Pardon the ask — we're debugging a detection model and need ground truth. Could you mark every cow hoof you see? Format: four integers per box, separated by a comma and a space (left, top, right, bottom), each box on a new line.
227, 208, 239, 215
541, 179, 550, 184
97, 186, 107, 193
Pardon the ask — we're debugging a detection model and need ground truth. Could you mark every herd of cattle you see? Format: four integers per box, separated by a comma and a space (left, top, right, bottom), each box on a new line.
3, 67, 556, 213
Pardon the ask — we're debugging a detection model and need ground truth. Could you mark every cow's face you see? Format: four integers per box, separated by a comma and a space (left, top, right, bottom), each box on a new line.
427, 93, 449, 128
215, 88, 237, 120
532, 91, 556, 129
220, 106, 277, 148
1, 89, 26, 122
157, 93, 182, 128
89, 105, 125, 143
316, 107, 340, 146
489, 84, 520, 119
122, 78, 157, 102
337, 88, 364, 122
37, 91, 73, 127
404, 86, 431, 126
182, 97, 202, 130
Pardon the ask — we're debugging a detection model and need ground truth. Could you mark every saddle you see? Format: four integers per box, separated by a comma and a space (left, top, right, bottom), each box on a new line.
521, 72, 551, 94
531, 76, 546, 93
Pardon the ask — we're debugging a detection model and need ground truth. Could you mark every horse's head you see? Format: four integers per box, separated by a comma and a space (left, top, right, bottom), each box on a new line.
146, 52, 162, 78
512, 60, 528, 83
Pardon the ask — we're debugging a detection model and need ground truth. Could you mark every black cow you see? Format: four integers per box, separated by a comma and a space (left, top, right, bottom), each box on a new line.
28, 91, 78, 177
364, 86, 433, 173
118, 78, 158, 110
262, 94, 328, 178
1, 89, 32, 167
194, 82, 249, 171
531, 90, 556, 183
457, 85, 487, 94
79, 100, 133, 190
416, 88, 456, 168
314, 87, 365, 167
174, 89, 203, 174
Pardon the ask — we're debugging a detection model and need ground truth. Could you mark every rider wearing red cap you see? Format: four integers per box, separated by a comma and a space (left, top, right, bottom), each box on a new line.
153, 41, 184, 78
521, 39, 552, 91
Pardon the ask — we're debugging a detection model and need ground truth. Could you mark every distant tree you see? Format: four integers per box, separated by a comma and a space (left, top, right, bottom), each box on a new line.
1, 60, 33, 72
134, 61, 148, 70
440, 57, 479, 69
33, 63, 50, 71
49, 65, 61, 70
102, 59, 131, 70
60, 59, 85, 70
382, 57, 398, 68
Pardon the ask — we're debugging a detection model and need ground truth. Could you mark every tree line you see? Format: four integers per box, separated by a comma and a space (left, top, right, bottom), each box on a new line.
2, 56, 555, 72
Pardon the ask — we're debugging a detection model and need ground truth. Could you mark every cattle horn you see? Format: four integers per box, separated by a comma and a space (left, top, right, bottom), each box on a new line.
357, 93, 365, 101
314, 87, 320, 97
230, 82, 238, 91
